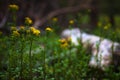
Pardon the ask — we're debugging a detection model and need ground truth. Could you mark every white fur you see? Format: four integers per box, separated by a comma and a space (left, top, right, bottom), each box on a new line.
61, 28, 120, 70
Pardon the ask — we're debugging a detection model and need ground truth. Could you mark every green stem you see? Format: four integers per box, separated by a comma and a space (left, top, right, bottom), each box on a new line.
43, 44, 46, 80
20, 42, 24, 80
43, 35, 47, 80
29, 39, 33, 80
8, 50, 11, 80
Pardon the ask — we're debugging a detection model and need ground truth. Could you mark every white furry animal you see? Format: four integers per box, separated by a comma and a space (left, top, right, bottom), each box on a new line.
61, 28, 81, 45
61, 28, 120, 70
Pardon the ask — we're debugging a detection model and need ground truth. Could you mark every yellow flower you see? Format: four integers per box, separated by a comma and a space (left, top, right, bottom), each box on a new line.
33, 29, 40, 36
69, 20, 74, 24
52, 17, 58, 22
104, 25, 110, 30
59, 39, 69, 48
45, 27, 53, 32
59, 39, 66, 43
61, 42, 68, 48
104, 25, 109, 30
9, 4, 19, 11
20, 26, 25, 30
25, 17, 32, 25
30, 27, 35, 31
11, 26, 17, 31
12, 30, 20, 36
30, 27, 40, 36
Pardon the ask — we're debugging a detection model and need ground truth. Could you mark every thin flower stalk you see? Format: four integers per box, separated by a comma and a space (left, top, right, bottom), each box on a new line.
29, 38, 33, 80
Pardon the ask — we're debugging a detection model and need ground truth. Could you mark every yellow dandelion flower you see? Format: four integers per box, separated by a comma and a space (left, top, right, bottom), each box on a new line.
12, 30, 20, 36
45, 27, 53, 32
52, 17, 58, 22
11, 26, 17, 31
25, 17, 32, 25
9, 4, 19, 11
69, 20, 74, 24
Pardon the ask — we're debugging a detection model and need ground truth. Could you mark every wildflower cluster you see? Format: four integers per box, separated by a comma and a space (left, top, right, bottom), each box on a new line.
59, 38, 69, 48
25, 17, 33, 25
11, 26, 17, 31
11, 26, 25, 36
45, 27, 53, 32
29, 27, 40, 36
9, 4, 19, 11
20, 26, 25, 30
12, 30, 20, 37
11, 26, 19, 37
11, 26, 40, 37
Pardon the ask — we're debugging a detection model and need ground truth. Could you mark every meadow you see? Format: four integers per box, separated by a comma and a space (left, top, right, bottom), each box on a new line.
0, 4, 120, 80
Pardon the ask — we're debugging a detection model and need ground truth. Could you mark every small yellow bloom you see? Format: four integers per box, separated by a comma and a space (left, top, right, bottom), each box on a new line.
9, 4, 19, 11
61, 42, 68, 48
104, 25, 109, 30
30, 27, 40, 36
59, 39, 69, 48
12, 30, 20, 36
30, 27, 35, 31
52, 17, 58, 22
69, 20, 74, 24
11, 26, 17, 31
25, 17, 32, 25
33, 29, 40, 36
45, 27, 53, 32
59, 39, 66, 43
20, 26, 25, 30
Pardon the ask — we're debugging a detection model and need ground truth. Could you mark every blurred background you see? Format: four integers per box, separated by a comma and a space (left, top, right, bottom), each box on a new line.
0, 0, 120, 33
